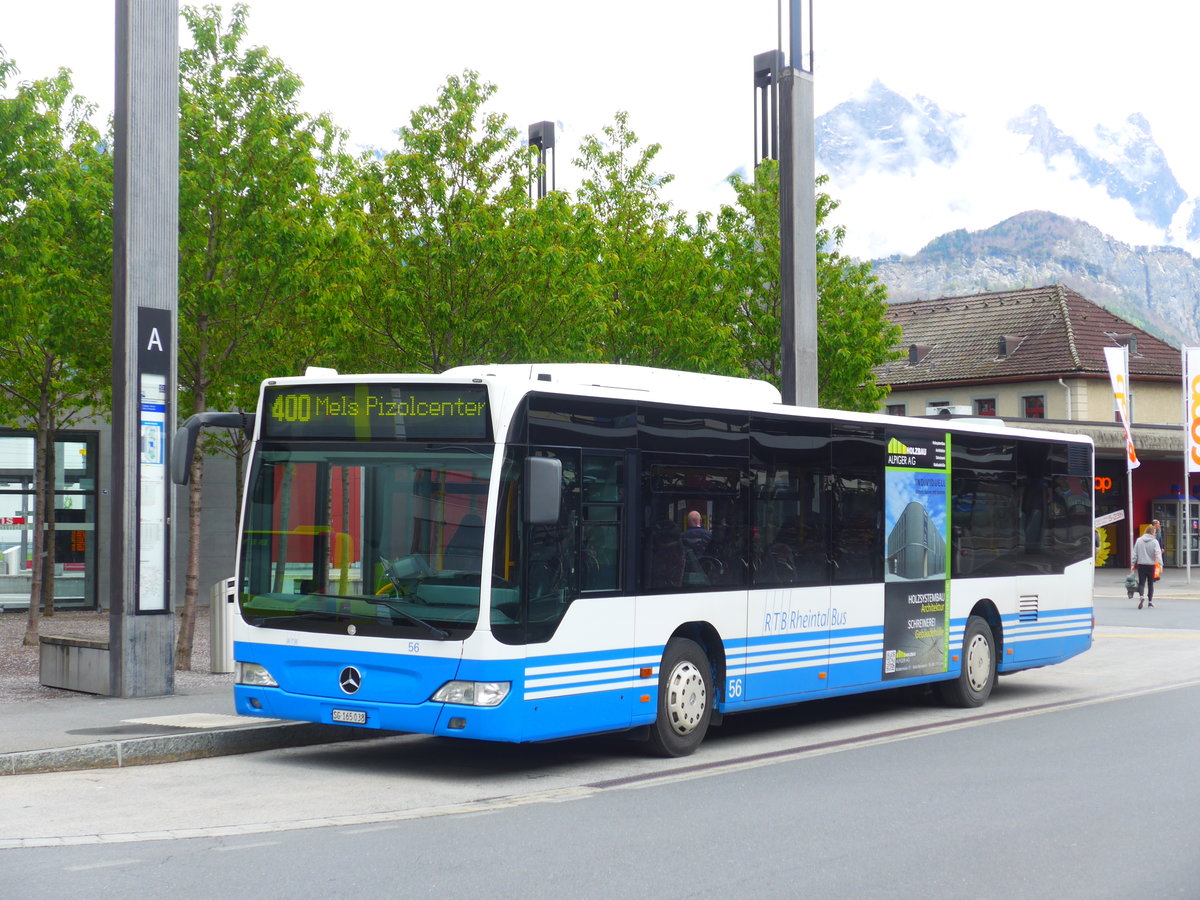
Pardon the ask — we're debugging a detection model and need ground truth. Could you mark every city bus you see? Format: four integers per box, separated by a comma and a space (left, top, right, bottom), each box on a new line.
175, 364, 1095, 757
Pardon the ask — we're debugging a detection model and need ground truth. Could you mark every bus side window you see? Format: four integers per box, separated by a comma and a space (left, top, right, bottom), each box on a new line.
640, 459, 748, 592
750, 417, 831, 586
830, 426, 884, 585
581, 454, 624, 592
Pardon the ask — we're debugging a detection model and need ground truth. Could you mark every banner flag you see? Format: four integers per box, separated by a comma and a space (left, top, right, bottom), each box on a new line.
1103, 346, 1140, 470
1185, 347, 1200, 474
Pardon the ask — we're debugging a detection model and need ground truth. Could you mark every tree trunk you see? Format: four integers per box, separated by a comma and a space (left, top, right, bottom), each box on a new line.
175, 445, 205, 670
41, 435, 56, 617
22, 423, 47, 647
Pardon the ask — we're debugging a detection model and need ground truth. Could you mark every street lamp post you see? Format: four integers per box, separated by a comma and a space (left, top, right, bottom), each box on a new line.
777, 0, 818, 407
528, 121, 556, 200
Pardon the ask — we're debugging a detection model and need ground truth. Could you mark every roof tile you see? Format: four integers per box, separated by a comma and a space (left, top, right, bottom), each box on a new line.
877, 285, 1180, 387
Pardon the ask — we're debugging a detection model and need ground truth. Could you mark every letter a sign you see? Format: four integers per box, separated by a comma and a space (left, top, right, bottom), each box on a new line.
146, 327, 164, 353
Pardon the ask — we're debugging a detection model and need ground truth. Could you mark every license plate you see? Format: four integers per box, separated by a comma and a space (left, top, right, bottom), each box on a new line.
331, 709, 367, 725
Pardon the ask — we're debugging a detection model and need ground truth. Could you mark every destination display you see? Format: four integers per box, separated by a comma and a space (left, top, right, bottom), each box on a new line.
261, 383, 490, 441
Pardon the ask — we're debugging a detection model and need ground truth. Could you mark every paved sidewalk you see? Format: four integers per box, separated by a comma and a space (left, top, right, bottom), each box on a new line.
1092, 565, 1200, 601
1, 567, 1197, 777
0, 608, 379, 776
0, 681, 378, 776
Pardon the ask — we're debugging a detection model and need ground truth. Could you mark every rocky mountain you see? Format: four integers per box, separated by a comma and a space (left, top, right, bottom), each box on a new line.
1006, 106, 1188, 234
814, 83, 1200, 346
815, 83, 1195, 246
814, 80, 963, 177
871, 211, 1200, 346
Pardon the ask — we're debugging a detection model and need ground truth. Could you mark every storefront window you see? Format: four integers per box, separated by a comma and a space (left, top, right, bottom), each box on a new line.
0, 431, 98, 611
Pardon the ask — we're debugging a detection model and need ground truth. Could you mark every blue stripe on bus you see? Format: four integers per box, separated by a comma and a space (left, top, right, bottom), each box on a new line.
233, 604, 1092, 742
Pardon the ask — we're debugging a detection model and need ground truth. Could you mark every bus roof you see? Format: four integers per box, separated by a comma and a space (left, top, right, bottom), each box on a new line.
277, 364, 1092, 449
441, 363, 783, 408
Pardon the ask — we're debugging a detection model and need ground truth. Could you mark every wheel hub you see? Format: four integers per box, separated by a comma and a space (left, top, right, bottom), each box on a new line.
665, 661, 707, 735
965, 632, 992, 692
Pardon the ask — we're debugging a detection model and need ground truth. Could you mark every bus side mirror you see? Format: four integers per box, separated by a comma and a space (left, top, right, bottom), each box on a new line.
172, 412, 256, 486
524, 456, 562, 525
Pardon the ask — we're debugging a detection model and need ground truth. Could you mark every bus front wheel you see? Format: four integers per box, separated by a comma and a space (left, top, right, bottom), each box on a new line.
938, 615, 996, 708
648, 638, 713, 757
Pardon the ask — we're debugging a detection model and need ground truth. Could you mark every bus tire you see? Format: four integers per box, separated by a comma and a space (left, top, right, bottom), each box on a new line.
938, 615, 995, 708
648, 638, 713, 757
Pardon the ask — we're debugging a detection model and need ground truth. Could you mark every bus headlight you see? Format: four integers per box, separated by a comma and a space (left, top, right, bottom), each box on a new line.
236, 662, 278, 687
431, 680, 510, 707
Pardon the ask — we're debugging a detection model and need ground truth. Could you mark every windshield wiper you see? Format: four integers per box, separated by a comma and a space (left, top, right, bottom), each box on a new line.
368, 596, 449, 640
245, 610, 342, 627
249, 593, 449, 639
294, 588, 451, 640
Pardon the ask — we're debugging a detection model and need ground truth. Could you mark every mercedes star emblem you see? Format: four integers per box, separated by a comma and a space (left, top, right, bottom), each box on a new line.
339, 666, 362, 695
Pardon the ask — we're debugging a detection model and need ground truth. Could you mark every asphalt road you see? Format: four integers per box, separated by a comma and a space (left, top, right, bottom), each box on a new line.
2, 594, 1199, 897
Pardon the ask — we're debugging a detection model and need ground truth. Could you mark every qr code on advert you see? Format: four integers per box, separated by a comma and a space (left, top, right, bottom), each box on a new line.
884, 650, 896, 674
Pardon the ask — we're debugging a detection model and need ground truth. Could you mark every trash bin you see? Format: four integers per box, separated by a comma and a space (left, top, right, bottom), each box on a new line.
209, 576, 237, 674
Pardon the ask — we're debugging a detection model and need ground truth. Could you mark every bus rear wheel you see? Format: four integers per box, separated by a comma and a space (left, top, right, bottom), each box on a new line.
938, 615, 995, 708
648, 638, 713, 757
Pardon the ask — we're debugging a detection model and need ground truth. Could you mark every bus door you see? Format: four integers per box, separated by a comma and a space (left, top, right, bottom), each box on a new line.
745, 419, 833, 699
826, 425, 889, 689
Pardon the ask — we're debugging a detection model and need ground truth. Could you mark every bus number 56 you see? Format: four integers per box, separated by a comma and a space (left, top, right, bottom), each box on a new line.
726, 677, 743, 700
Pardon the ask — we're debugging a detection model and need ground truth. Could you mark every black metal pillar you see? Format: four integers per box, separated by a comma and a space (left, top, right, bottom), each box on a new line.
528, 121, 556, 200
753, 50, 783, 165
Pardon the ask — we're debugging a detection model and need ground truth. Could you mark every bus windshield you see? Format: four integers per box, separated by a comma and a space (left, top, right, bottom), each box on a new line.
239, 444, 494, 639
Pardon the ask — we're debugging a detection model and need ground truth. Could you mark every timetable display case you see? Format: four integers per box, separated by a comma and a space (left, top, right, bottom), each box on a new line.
1149, 499, 1200, 567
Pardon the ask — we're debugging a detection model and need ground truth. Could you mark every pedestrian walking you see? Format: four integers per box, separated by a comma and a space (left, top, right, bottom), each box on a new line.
1132, 525, 1164, 609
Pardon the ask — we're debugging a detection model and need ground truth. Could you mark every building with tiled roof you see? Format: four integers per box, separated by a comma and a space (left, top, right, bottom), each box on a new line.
877, 284, 1181, 423
876, 284, 1196, 568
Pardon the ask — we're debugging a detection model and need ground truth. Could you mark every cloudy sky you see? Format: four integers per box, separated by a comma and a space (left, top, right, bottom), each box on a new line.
3, 1, 1196, 257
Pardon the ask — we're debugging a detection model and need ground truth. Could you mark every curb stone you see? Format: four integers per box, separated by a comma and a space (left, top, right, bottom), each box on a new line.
0, 722, 389, 776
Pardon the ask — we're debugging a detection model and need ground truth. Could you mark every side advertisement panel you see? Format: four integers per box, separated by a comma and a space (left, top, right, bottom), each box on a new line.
882, 432, 950, 681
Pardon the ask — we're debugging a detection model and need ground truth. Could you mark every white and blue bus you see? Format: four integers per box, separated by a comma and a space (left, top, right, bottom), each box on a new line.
176, 364, 1095, 756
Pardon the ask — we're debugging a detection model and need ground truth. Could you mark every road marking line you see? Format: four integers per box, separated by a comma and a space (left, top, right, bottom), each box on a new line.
0, 789, 596, 851
212, 840, 280, 852
586, 679, 1200, 791
1096, 633, 1200, 639
65, 859, 143, 871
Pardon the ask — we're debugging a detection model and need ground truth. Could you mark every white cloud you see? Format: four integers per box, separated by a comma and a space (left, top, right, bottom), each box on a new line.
3, 0, 1197, 258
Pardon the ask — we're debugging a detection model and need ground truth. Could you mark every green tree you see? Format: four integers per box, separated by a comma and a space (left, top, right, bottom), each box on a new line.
711, 161, 900, 410
347, 70, 605, 374
0, 56, 112, 645
574, 112, 742, 373
175, 4, 355, 668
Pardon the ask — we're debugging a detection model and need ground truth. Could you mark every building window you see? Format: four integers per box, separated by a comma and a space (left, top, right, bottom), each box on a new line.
885, 404, 906, 416
1023, 395, 1046, 419
0, 430, 99, 610
974, 398, 997, 416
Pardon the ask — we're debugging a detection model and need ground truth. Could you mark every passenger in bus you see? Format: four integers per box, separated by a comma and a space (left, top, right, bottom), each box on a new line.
681, 510, 712, 557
